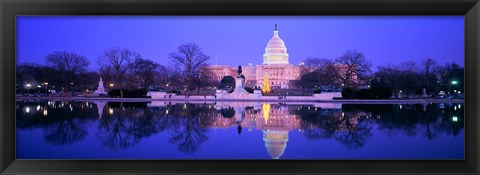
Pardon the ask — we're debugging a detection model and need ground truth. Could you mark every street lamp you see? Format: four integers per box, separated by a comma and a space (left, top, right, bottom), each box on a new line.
450, 80, 459, 95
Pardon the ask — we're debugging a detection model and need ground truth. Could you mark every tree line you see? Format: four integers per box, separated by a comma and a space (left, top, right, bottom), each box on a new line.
17, 44, 463, 98
297, 51, 464, 98
16, 43, 217, 97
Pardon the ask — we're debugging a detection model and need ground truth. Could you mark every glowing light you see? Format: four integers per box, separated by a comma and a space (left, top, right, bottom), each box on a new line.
37, 85, 41, 88
43, 109, 48, 116
262, 74, 271, 93
25, 107, 30, 113
454, 106, 457, 110
44, 82, 48, 85
36, 105, 41, 111
263, 103, 271, 124
451, 80, 458, 85
110, 83, 114, 87
166, 110, 169, 115
109, 108, 113, 115
26, 84, 31, 87
452, 116, 458, 122
458, 104, 461, 109
400, 105, 402, 109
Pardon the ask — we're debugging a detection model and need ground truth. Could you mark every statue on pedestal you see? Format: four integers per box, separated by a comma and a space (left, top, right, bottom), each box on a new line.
231, 65, 247, 94
94, 77, 107, 97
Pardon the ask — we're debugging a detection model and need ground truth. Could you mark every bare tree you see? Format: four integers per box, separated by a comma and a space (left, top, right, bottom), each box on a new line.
422, 58, 437, 93
335, 50, 372, 88
98, 65, 115, 89
399, 60, 418, 72
398, 61, 422, 97
46, 51, 89, 91
126, 57, 161, 89
97, 47, 136, 97
304, 57, 332, 68
169, 43, 210, 94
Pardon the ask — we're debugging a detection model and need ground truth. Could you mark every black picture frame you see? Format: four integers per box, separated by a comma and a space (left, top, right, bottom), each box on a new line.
1, 0, 479, 174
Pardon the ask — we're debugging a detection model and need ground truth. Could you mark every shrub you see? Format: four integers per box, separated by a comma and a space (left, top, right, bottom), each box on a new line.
354, 89, 375, 99
244, 87, 254, 93
341, 88, 354, 98
374, 87, 393, 99
353, 87, 393, 99
168, 90, 181, 95
108, 89, 121, 97
108, 89, 148, 98
128, 89, 148, 98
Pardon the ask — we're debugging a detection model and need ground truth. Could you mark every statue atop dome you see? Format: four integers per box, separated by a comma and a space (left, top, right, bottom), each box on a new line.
237, 65, 242, 77
263, 24, 289, 65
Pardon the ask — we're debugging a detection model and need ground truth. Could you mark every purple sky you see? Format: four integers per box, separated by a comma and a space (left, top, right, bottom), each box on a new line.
16, 16, 464, 71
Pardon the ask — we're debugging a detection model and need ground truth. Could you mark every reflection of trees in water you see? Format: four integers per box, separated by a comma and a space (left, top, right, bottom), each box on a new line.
44, 118, 87, 145
220, 107, 235, 118
97, 102, 158, 150
18, 101, 464, 153
334, 116, 372, 150
371, 104, 420, 137
16, 101, 96, 145
166, 103, 209, 153
97, 110, 135, 150
95, 102, 212, 153
294, 106, 372, 149
294, 103, 464, 149
370, 103, 464, 140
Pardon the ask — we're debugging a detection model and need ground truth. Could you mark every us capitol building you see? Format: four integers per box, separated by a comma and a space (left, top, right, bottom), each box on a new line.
203, 24, 302, 89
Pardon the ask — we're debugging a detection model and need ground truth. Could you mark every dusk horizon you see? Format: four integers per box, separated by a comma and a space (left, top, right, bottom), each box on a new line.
17, 16, 464, 71
15, 16, 465, 161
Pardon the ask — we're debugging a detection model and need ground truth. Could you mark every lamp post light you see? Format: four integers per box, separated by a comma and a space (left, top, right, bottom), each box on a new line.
450, 80, 459, 95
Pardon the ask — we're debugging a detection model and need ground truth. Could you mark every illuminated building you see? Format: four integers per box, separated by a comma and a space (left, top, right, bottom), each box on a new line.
202, 24, 358, 89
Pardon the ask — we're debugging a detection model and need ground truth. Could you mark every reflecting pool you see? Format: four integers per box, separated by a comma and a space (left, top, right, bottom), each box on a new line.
16, 100, 464, 160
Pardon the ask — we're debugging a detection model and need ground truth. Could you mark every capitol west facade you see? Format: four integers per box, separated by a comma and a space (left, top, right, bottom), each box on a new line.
203, 25, 302, 89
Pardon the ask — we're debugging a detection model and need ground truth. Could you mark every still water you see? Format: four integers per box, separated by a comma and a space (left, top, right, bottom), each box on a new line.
16, 100, 464, 160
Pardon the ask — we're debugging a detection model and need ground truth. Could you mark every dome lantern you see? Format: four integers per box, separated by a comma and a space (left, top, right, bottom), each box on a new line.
263, 24, 289, 65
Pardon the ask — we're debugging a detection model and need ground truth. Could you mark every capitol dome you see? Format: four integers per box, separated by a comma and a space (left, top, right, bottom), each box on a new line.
263, 24, 289, 65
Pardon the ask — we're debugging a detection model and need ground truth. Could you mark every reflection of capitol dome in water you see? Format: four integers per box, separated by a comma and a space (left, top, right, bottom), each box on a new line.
263, 130, 289, 159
